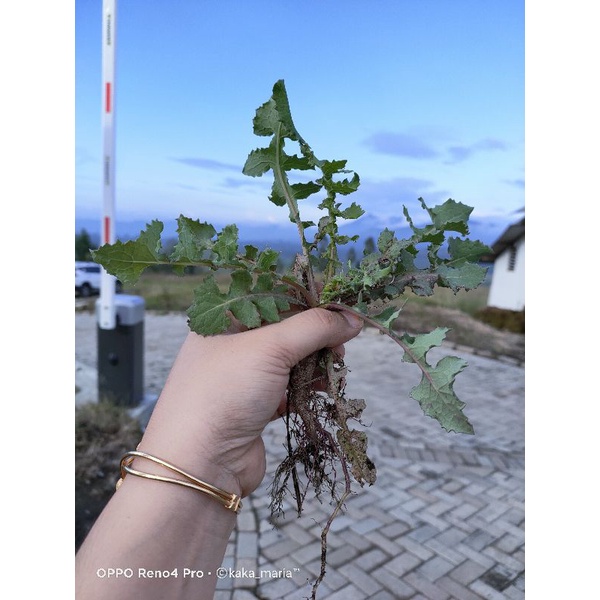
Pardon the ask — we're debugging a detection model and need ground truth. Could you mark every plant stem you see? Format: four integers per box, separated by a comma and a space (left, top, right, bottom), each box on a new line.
323, 301, 438, 388
273, 122, 319, 303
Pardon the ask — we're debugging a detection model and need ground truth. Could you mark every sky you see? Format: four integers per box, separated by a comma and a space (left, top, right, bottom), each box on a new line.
75, 0, 525, 245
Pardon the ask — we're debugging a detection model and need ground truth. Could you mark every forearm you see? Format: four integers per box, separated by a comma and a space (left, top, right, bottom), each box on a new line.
75, 454, 239, 599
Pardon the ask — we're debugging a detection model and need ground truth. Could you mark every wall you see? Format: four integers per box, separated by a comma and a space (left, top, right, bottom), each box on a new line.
487, 237, 525, 311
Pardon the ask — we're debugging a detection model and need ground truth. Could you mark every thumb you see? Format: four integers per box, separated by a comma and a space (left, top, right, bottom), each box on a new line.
259, 307, 363, 368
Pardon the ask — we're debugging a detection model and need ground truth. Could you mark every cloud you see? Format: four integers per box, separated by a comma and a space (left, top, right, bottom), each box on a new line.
363, 130, 509, 166
504, 178, 525, 189
172, 157, 242, 172
363, 132, 439, 159
352, 176, 443, 225
221, 176, 270, 190
445, 138, 508, 164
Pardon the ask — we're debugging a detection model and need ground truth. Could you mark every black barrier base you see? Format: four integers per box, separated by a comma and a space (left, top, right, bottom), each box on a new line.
97, 320, 144, 407
97, 292, 146, 410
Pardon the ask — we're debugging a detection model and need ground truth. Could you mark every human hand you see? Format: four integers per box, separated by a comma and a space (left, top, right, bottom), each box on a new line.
137, 307, 363, 499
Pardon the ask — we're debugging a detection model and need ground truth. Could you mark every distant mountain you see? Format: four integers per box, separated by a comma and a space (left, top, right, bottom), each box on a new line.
75, 216, 298, 251
75, 212, 512, 263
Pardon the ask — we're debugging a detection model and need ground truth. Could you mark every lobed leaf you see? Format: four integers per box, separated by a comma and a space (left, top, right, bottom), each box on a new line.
410, 356, 472, 434
447, 237, 492, 264
186, 272, 295, 335
435, 262, 488, 292
187, 275, 233, 335
92, 220, 166, 285
170, 216, 216, 267
212, 224, 240, 265
399, 328, 473, 434
370, 305, 402, 329
422, 198, 473, 235
243, 145, 277, 177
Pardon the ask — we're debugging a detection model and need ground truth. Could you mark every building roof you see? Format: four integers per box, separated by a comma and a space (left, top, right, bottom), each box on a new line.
480, 217, 525, 262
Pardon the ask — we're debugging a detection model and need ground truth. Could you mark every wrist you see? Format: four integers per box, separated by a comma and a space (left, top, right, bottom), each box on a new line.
130, 443, 244, 506
137, 407, 245, 499
140, 399, 265, 497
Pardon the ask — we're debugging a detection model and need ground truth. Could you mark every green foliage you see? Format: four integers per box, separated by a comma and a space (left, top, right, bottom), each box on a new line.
400, 328, 471, 433
93, 79, 491, 597
75, 228, 94, 261
93, 79, 490, 435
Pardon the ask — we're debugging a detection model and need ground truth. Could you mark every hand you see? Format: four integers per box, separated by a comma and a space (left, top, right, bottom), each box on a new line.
138, 307, 363, 498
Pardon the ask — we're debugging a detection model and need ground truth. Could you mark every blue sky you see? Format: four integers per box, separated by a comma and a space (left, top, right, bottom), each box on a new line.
76, 0, 524, 244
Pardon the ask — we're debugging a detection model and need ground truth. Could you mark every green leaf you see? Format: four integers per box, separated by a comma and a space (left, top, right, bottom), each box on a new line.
170, 216, 216, 264
436, 263, 488, 292
269, 178, 288, 207
377, 229, 398, 255
92, 220, 165, 285
269, 79, 302, 140
252, 97, 280, 137
401, 328, 449, 364
371, 305, 402, 329
399, 328, 473, 434
281, 154, 314, 171
447, 237, 492, 264
407, 271, 437, 296
243, 146, 276, 177
212, 224, 239, 265
187, 271, 293, 335
425, 198, 473, 235
229, 274, 262, 328
290, 181, 322, 200
410, 356, 472, 434
252, 275, 282, 323
320, 159, 348, 176
322, 172, 360, 196
243, 245, 259, 261
251, 80, 303, 142
340, 202, 365, 220
256, 248, 280, 271
187, 275, 232, 334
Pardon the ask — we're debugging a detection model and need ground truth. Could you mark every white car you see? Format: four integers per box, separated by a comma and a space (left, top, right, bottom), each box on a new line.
75, 262, 122, 297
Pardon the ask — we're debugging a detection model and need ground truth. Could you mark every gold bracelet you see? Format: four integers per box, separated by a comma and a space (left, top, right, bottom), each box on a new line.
116, 450, 242, 514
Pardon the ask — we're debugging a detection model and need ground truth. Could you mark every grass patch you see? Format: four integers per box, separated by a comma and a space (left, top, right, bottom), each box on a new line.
475, 306, 525, 334
122, 271, 491, 315
398, 285, 489, 316
75, 401, 143, 550
121, 269, 210, 312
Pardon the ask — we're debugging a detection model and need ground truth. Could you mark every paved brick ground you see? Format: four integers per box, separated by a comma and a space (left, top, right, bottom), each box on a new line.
76, 314, 524, 599
215, 329, 525, 599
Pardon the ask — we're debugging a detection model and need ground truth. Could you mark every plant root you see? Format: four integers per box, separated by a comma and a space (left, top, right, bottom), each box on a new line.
269, 347, 376, 599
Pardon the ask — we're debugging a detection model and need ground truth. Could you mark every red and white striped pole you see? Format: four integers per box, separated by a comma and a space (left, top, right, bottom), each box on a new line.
99, 0, 117, 329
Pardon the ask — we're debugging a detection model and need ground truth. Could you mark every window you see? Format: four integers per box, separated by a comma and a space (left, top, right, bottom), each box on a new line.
508, 246, 517, 271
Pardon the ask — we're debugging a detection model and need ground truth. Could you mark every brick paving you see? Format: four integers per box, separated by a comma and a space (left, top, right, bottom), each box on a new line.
217, 329, 525, 599
76, 313, 525, 599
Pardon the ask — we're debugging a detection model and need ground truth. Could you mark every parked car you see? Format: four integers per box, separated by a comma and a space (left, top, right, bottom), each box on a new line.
75, 261, 122, 297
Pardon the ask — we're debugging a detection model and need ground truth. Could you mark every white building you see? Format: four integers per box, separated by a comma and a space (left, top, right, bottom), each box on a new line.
484, 217, 525, 311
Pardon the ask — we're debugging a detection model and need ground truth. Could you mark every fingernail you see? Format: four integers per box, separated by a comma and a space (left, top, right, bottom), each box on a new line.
339, 309, 363, 329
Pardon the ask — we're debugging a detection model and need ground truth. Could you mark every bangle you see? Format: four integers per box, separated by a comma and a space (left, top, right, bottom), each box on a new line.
116, 450, 242, 514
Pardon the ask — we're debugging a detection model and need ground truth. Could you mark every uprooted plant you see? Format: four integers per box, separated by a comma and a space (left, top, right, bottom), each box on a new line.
93, 80, 491, 598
